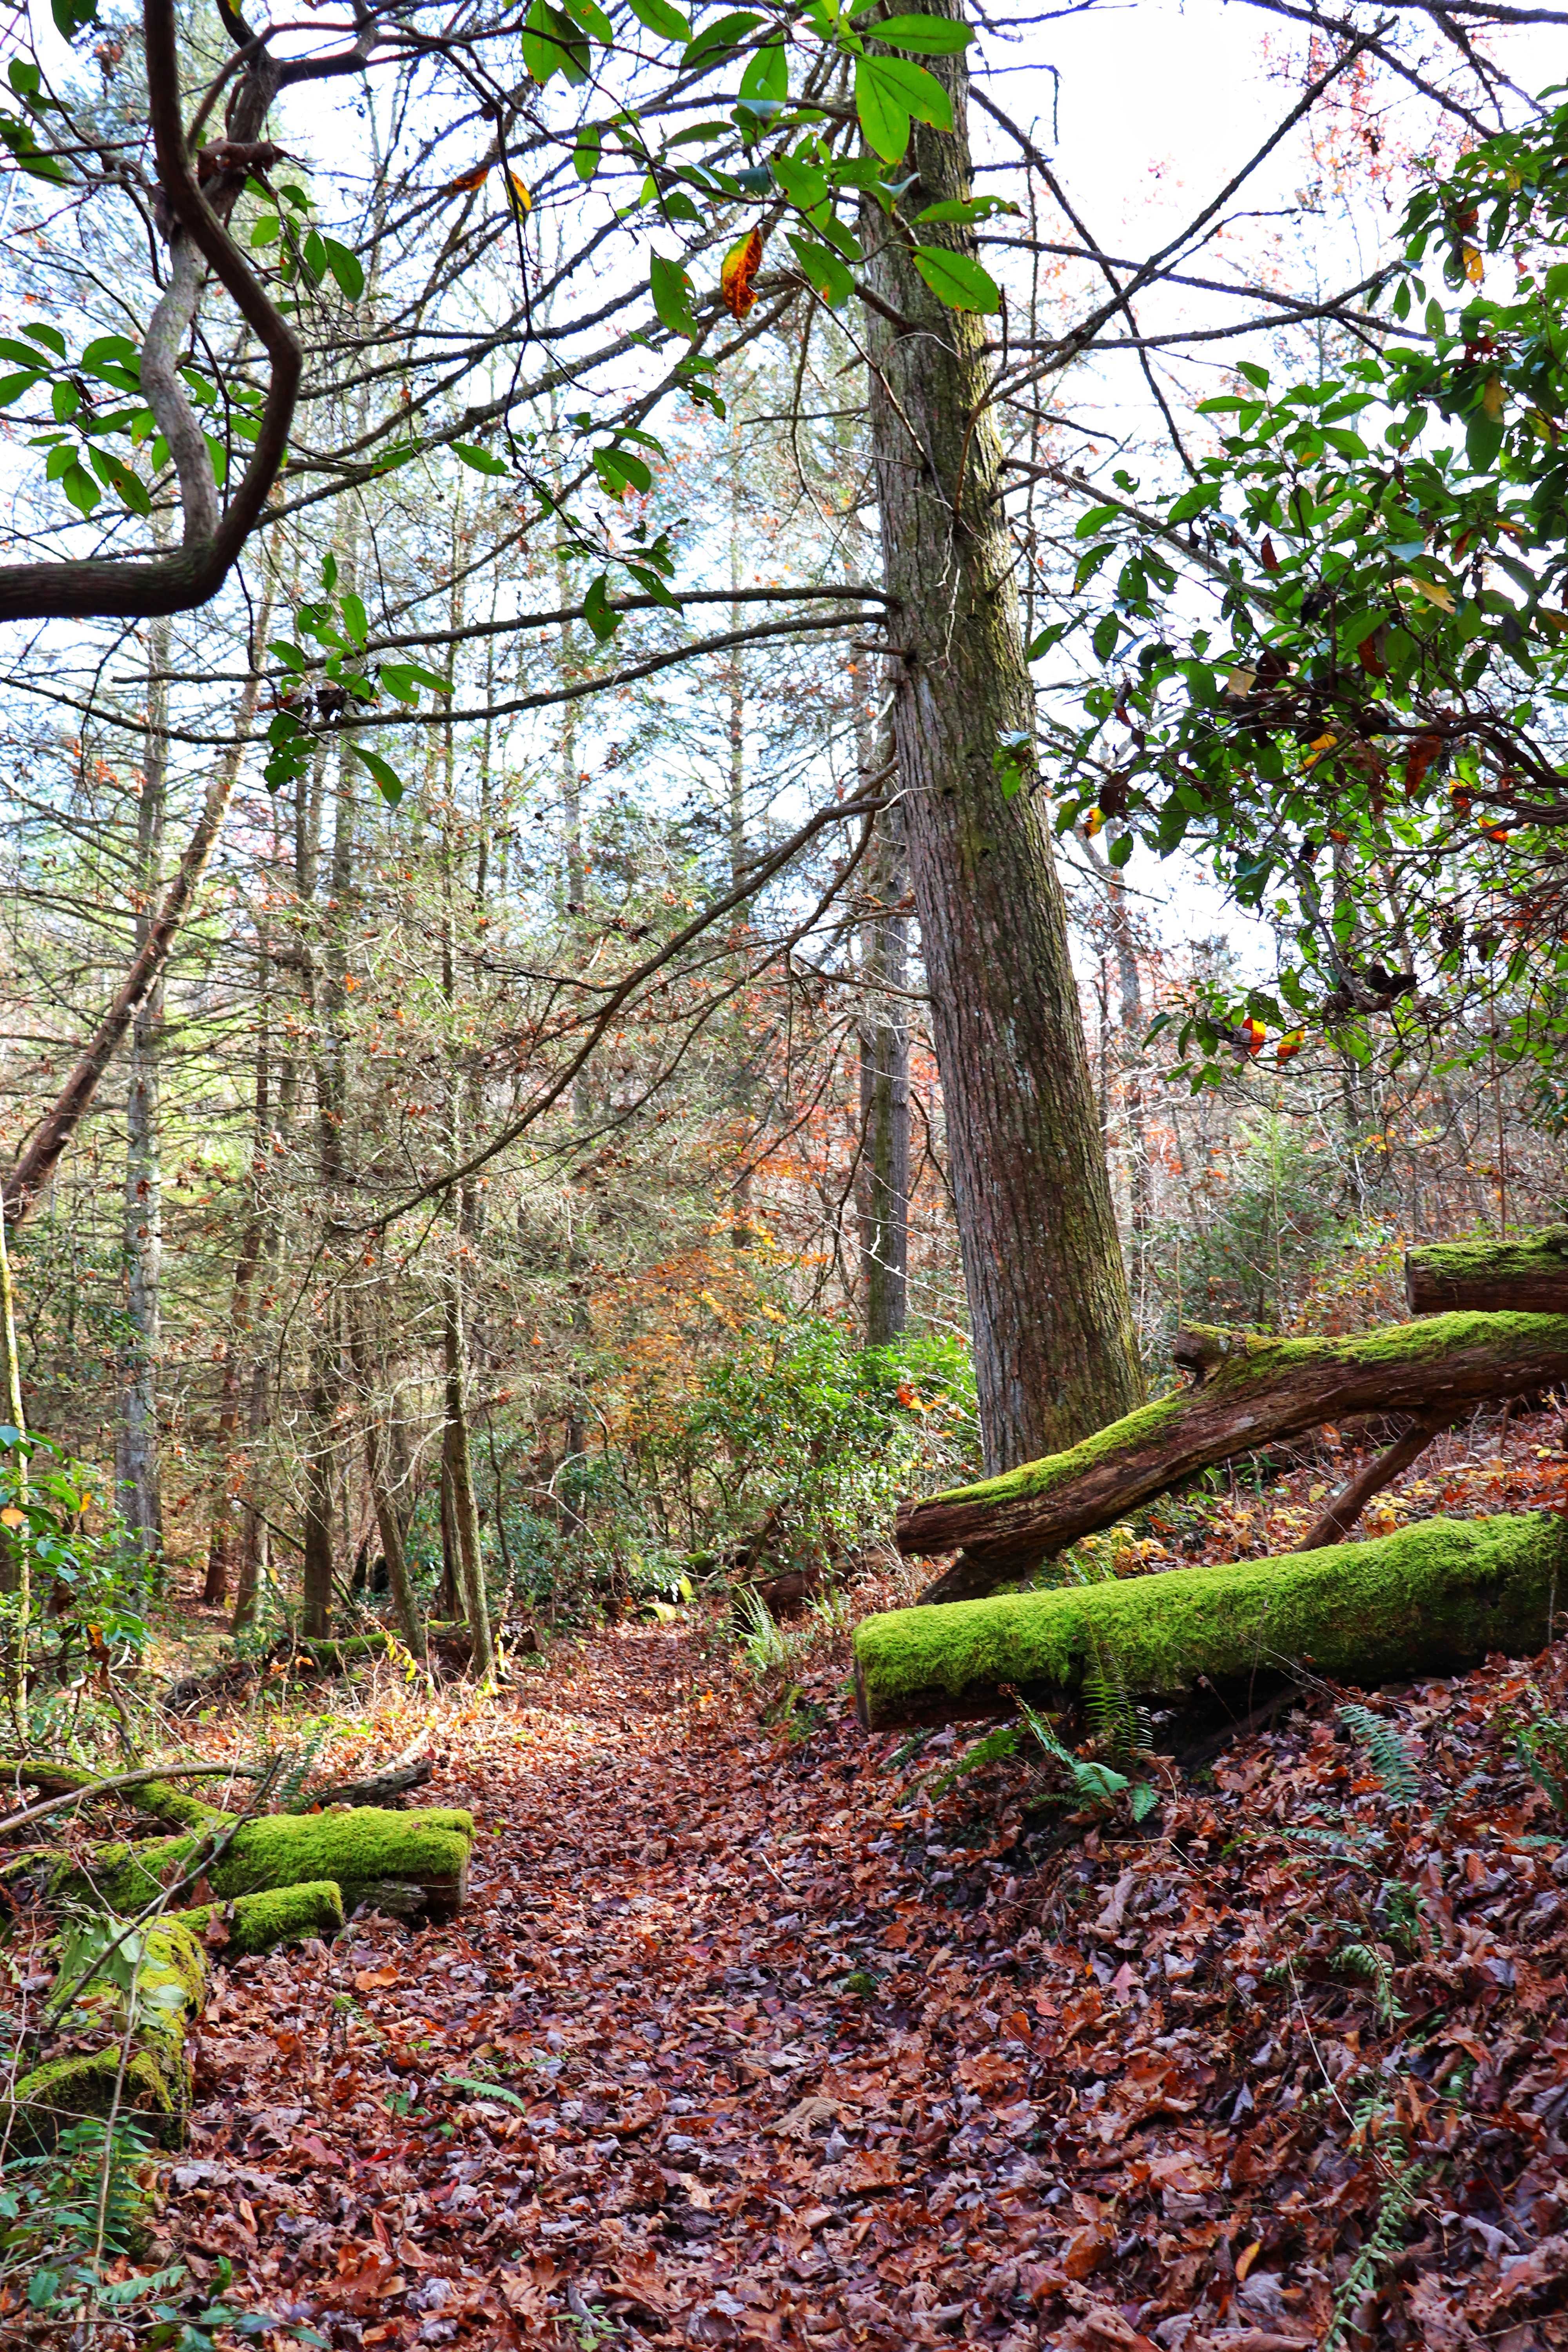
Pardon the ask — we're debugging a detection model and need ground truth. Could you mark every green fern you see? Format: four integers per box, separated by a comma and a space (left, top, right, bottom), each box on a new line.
927, 1721, 1023, 1795
1333, 1933, 1404, 2028
1512, 1685, 1568, 1812
1083, 1634, 1152, 1766
1339, 1705, 1419, 1805
1323, 2154, 1426, 2349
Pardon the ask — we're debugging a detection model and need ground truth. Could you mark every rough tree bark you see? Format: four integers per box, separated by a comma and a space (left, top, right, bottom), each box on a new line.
858, 802, 910, 1346
858, 5, 1141, 1468
897, 1312, 1568, 1601
117, 612, 169, 1583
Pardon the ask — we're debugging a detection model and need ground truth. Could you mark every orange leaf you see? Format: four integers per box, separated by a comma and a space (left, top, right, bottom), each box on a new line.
1463, 244, 1484, 283
1356, 627, 1387, 678
1403, 732, 1443, 797
446, 161, 490, 194
0, 1507, 24, 1528
1275, 1029, 1305, 1063
505, 170, 532, 220
720, 228, 762, 320
1259, 535, 1279, 572
1240, 1017, 1267, 1056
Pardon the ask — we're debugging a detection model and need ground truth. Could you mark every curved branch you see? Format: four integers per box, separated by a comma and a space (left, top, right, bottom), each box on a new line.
0, 0, 300, 624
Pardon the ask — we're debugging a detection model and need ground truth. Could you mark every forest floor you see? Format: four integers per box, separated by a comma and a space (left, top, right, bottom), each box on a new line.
138, 1405, 1568, 2350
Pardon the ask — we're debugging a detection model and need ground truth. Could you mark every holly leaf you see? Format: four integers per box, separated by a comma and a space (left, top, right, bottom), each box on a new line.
854, 52, 951, 161
870, 13, 972, 51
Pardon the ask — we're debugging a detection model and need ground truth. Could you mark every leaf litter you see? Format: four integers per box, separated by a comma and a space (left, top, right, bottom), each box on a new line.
133, 1412, 1568, 2348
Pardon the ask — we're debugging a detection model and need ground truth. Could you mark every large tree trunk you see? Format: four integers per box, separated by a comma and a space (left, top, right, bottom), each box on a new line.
118, 613, 170, 1584
858, 805, 910, 1347
858, 12, 1141, 1470
898, 1310, 1568, 1601
857, 1511, 1568, 1731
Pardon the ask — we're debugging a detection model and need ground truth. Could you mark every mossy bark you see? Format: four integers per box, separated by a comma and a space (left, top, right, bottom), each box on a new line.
9, 1920, 207, 2150
898, 1311, 1568, 1602
9, 1805, 474, 1923
171, 1878, 344, 1954
856, 1511, 1568, 1730
857, 0, 1141, 1473
1406, 1227, 1568, 1315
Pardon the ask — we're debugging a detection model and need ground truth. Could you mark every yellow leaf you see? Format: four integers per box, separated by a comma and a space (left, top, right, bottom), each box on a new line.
1481, 372, 1505, 420
1303, 731, 1337, 769
0, 1507, 24, 1527
720, 227, 762, 321
505, 170, 532, 219
1082, 807, 1105, 836
1225, 668, 1256, 697
1463, 244, 1484, 283
1398, 574, 1456, 613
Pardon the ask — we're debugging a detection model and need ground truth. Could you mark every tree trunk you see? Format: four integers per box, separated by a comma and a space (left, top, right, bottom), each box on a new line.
858, 12, 1141, 1470
118, 614, 169, 1585
899, 1310, 1568, 1600
858, 806, 910, 1347
348, 1312, 426, 1660
442, 1275, 496, 1681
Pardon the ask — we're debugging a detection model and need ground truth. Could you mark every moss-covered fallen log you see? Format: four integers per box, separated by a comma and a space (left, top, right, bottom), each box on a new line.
896, 1312, 1568, 1603
1406, 1228, 1568, 1316
8, 1919, 207, 2150
170, 1878, 345, 1955
857, 1512, 1568, 1731
5, 1805, 474, 1924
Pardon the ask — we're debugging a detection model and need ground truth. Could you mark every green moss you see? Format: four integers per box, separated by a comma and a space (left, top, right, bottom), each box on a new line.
10, 1922, 208, 2151
10, 2046, 184, 2149
1410, 1229, 1568, 1283
918, 1312, 1568, 1513
171, 1879, 345, 1956
43, 1806, 473, 1920
0, 1760, 226, 1833
856, 1512, 1568, 1728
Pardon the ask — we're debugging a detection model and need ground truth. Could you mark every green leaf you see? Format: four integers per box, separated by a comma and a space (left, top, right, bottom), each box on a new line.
61, 459, 99, 514
855, 52, 951, 160
50, 0, 97, 37
523, 0, 590, 83
912, 244, 999, 312
737, 34, 787, 100
583, 572, 619, 642
682, 9, 761, 66
1092, 611, 1120, 663
341, 591, 368, 645
649, 252, 697, 337
870, 12, 972, 51
1466, 410, 1504, 472
573, 125, 602, 180
23, 322, 66, 357
626, 0, 691, 39
560, 0, 613, 36
348, 745, 406, 806
0, 370, 38, 407
301, 227, 327, 284
788, 233, 853, 306
322, 237, 365, 299
251, 213, 282, 246
452, 440, 509, 474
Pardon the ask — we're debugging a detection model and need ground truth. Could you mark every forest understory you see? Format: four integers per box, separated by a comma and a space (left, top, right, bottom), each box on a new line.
12, 1399, 1565, 2352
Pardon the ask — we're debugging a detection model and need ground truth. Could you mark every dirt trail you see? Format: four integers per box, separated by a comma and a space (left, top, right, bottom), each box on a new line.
171, 1601, 1568, 2349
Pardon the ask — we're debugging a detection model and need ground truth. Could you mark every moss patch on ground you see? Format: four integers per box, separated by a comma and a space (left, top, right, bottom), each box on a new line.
855, 1512, 1568, 1728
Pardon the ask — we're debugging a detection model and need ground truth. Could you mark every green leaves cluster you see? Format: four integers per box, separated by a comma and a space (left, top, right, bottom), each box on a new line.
1038, 92, 1568, 1089
265, 556, 450, 804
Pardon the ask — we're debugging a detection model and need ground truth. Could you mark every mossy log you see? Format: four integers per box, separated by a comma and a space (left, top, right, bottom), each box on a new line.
858, 1512, 1568, 1731
1406, 1227, 1568, 1316
896, 1312, 1568, 1604
5, 1805, 474, 1924
171, 1878, 345, 1955
8, 1920, 207, 2150
0, 1759, 243, 1835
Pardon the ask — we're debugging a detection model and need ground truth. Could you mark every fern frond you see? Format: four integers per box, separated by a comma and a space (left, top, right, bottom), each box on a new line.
928, 1721, 1023, 1795
1339, 1704, 1419, 1805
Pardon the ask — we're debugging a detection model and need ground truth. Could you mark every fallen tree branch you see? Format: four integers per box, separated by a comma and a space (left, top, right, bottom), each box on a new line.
857, 1511, 1568, 1731
896, 1312, 1568, 1602
1405, 1227, 1568, 1316
1292, 1414, 1455, 1551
